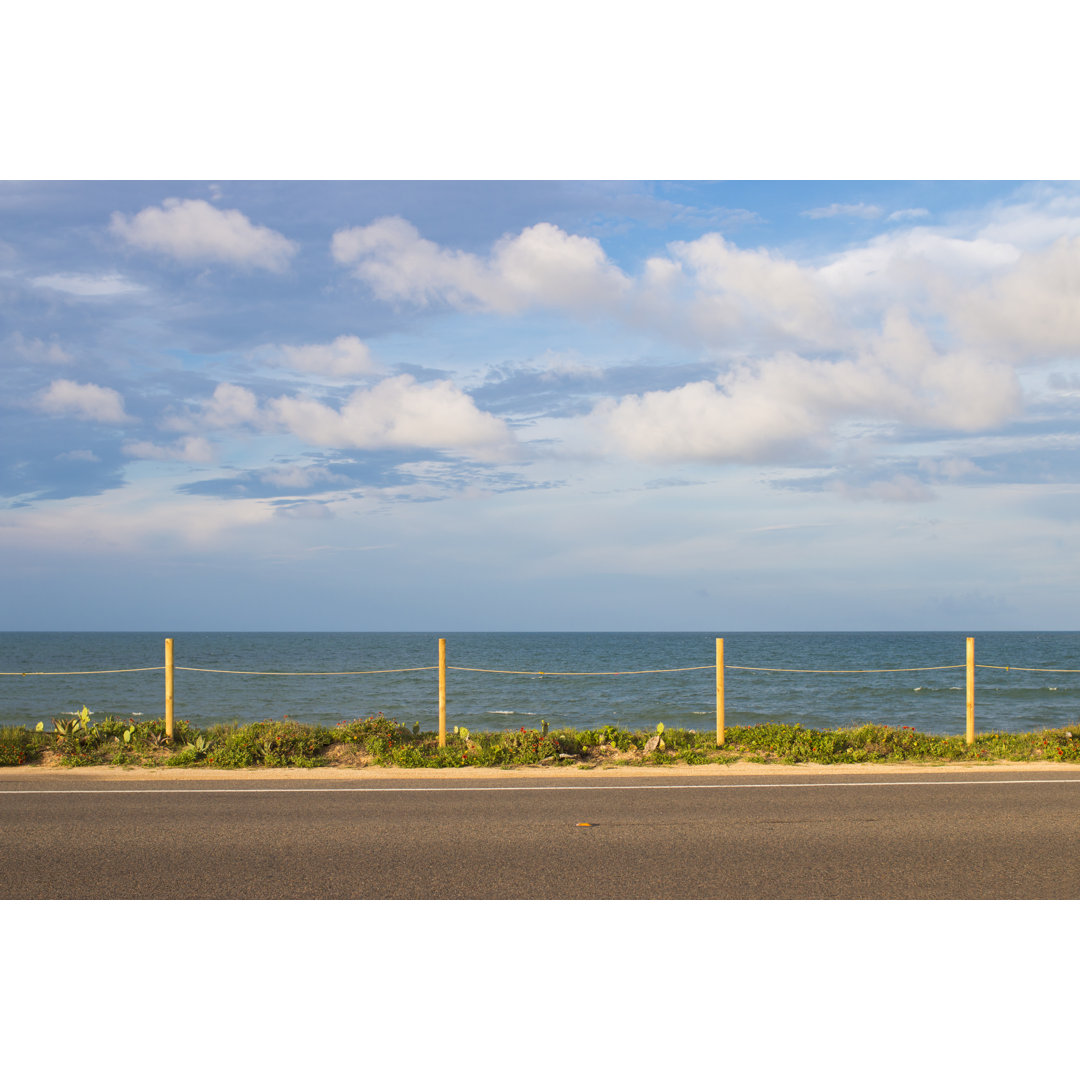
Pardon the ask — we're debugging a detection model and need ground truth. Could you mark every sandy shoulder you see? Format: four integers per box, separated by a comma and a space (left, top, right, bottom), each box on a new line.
5, 760, 1080, 782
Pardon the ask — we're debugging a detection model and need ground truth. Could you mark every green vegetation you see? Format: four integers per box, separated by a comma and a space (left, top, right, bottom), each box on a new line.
2, 712, 1080, 769
0, 723, 51, 766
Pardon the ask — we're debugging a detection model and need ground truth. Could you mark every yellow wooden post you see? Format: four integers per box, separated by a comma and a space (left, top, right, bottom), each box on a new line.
165, 637, 174, 740
438, 638, 447, 748
966, 636, 975, 745
716, 637, 725, 747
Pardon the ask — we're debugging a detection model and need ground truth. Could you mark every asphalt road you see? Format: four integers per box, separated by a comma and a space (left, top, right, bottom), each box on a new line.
3, 770, 1080, 898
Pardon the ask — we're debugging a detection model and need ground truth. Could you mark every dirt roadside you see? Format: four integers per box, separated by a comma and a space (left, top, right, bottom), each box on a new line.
5, 760, 1080, 781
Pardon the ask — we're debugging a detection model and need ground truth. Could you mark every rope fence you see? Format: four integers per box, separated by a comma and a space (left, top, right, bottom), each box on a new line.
725, 664, 966, 674
975, 665, 1080, 673
1, 667, 166, 676
445, 665, 715, 675
4, 636, 1077, 746
175, 666, 438, 676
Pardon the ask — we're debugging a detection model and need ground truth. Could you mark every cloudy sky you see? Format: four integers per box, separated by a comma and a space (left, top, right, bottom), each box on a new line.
4, 179, 1080, 630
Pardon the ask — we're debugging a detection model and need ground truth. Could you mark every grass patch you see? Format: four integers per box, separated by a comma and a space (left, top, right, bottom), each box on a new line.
3, 715, 1080, 769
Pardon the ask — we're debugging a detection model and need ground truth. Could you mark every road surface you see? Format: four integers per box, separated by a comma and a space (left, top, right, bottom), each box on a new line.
3, 768, 1079, 898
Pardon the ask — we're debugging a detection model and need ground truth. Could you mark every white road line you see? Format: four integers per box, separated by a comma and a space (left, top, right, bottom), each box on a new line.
4, 777, 1080, 794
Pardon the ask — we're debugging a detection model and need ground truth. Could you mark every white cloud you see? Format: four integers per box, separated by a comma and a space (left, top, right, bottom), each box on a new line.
949, 236, 1080, 355
832, 475, 934, 503
592, 373, 826, 463
169, 374, 514, 460
0, 484, 276, 553
591, 313, 1020, 464
9, 332, 73, 364
642, 255, 682, 289
165, 382, 261, 433
268, 335, 380, 378
268, 375, 515, 460
817, 226, 1020, 304
491, 222, 630, 312
276, 502, 334, 520
866, 311, 1020, 431
261, 465, 349, 489
665, 233, 839, 346
818, 192, 1080, 322
331, 216, 630, 314
327, 204, 1075, 362
975, 189, 1080, 248
31, 272, 144, 296
537, 349, 605, 381
123, 436, 215, 463
332, 216, 481, 305
887, 208, 930, 222
205, 382, 260, 428
110, 198, 297, 271
802, 203, 883, 220
919, 456, 984, 481
35, 379, 131, 423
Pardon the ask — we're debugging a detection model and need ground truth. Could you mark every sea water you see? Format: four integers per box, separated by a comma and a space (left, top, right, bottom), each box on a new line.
2, 630, 1080, 735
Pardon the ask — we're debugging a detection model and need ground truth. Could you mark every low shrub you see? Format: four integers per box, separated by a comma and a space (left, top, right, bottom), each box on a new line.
390, 745, 427, 768
574, 724, 635, 752
335, 713, 413, 757
497, 727, 563, 763
209, 721, 335, 768
0, 725, 48, 766
10, 713, 1080, 770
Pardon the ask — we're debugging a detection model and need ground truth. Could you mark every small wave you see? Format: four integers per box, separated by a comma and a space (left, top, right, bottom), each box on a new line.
487, 710, 537, 716
913, 687, 923, 692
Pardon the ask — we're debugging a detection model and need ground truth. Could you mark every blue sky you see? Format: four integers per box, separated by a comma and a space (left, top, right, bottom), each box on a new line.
5, 179, 1080, 630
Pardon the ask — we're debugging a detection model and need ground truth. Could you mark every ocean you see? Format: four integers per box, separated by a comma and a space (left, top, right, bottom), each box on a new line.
2, 630, 1079, 736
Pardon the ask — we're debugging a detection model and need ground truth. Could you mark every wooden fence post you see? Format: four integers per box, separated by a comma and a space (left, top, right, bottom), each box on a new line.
165, 637, 174, 740
716, 637, 725, 747
438, 638, 447, 748
966, 636, 975, 745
